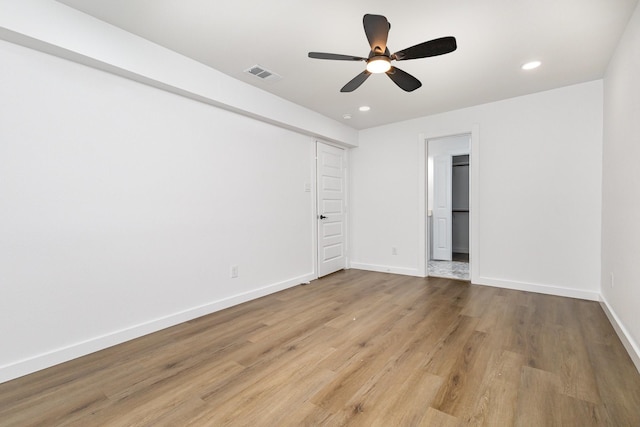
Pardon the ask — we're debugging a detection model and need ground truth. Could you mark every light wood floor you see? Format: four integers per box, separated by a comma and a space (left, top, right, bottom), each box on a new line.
1, 270, 639, 426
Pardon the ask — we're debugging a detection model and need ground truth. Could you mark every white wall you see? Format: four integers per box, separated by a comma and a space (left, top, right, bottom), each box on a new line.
351, 81, 603, 300
601, 2, 640, 370
0, 0, 358, 147
0, 40, 317, 382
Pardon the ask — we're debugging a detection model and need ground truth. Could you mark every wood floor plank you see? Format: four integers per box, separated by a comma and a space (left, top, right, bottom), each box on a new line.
309, 322, 408, 413
530, 321, 601, 404
1, 269, 639, 426
515, 366, 609, 427
354, 362, 444, 426
465, 350, 523, 426
514, 366, 563, 426
421, 315, 481, 376
585, 341, 640, 426
420, 407, 463, 427
475, 294, 508, 333
191, 352, 335, 426
430, 330, 495, 419
278, 401, 335, 427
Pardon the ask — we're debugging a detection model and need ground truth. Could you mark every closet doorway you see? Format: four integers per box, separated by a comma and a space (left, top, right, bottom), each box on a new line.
427, 134, 471, 281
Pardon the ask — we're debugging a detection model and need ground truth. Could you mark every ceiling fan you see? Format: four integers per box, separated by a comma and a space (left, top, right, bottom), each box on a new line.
308, 14, 457, 92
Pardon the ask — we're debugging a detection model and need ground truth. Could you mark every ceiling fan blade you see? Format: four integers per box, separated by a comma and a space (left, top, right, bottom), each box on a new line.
386, 67, 422, 92
308, 52, 366, 61
341, 70, 371, 92
363, 14, 390, 55
393, 36, 457, 61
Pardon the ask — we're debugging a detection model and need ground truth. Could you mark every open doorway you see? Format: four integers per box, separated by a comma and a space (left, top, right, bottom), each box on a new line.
427, 134, 470, 280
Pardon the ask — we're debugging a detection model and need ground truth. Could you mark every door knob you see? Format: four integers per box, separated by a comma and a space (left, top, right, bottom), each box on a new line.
319, 214, 327, 219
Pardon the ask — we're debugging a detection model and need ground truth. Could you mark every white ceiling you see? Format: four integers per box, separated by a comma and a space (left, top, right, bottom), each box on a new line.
56, 0, 638, 130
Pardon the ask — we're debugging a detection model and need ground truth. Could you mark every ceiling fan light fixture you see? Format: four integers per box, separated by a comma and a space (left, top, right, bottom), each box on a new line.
366, 56, 391, 73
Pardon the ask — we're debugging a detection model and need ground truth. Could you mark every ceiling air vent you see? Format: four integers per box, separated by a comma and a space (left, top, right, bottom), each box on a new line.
244, 65, 282, 82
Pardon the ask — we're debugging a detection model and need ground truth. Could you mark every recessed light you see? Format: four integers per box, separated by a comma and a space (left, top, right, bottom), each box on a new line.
522, 61, 541, 70
359, 106, 371, 112
343, 114, 352, 120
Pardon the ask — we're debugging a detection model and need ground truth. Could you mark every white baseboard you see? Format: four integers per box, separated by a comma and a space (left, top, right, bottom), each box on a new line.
599, 297, 640, 374
475, 276, 600, 301
0, 272, 314, 384
349, 262, 421, 277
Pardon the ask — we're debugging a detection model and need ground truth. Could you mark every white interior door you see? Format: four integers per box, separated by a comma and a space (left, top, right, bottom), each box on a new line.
433, 154, 452, 261
316, 142, 346, 277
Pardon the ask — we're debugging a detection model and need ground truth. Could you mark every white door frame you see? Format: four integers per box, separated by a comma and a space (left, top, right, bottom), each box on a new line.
417, 125, 480, 282
314, 140, 349, 278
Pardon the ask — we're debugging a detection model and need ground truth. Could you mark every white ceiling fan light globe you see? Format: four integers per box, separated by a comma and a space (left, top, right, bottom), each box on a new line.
366, 56, 392, 73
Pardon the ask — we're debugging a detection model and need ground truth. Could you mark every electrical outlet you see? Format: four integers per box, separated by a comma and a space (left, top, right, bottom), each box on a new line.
231, 265, 239, 278
392, 247, 397, 255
